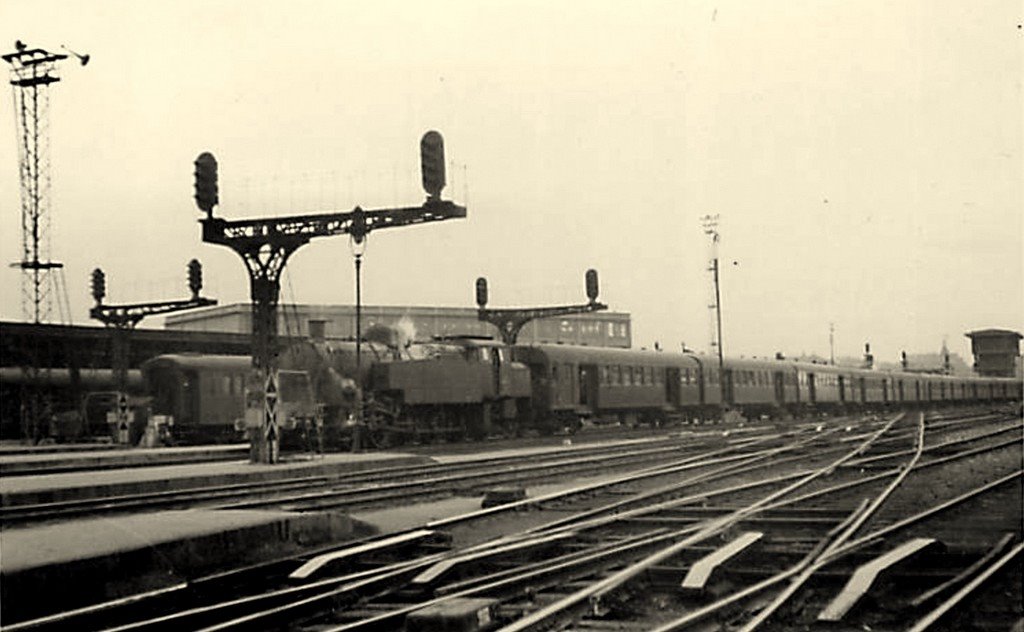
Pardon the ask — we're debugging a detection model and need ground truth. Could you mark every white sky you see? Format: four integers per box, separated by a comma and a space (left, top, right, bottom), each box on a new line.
1, 1, 1021, 363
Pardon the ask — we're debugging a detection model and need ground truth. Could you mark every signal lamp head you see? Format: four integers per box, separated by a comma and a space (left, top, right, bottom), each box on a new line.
187, 259, 203, 298
585, 269, 599, 302
194, 152, 219, 214
420, 130, 446, 199
90, 267, 106, 304
475, 277, 488, 309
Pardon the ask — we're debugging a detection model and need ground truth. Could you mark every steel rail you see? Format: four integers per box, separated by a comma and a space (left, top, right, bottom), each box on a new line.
647, 469, 1022, 631
96, 553, 452, 632
646, 500, 875, 632
505, 425, 854, 537
113, 411, 1011, 632
907, 541, 1024, 632
423, 431, 812, 531
196, 529, 679, 632
214, 440, 744, 512
0, 583, 190, 632
84, 425, 847, 631
496, 415, 906, 631
845, 419, 1022, 466
1, 435, 795, 631
757, 434, 1023, 516
0, 436, 713, 524
908, 532, 1016, 607
318, 529, 693, 632
735, 412, 928, 630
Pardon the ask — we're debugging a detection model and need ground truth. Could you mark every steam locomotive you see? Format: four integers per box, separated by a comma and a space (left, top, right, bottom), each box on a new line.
140, 329, 1022, 447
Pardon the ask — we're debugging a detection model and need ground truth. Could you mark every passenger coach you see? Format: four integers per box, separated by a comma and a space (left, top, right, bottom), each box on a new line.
513, 345, 704, 428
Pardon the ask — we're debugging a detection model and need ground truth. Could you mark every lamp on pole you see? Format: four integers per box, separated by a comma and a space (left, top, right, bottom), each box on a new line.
349, 207, 368, 451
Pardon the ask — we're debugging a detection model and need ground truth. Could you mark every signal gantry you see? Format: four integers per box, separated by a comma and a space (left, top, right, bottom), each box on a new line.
194, 131, 466, 463
89, 260, 217, 443
475, 269, 608, 346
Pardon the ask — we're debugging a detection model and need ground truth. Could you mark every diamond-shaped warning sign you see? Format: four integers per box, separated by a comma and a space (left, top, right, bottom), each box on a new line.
264, 370, 279, 441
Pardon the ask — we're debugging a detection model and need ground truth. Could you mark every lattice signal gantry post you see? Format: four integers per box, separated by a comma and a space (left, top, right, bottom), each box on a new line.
4, 41, 87, 324
195, 131, 467, 464
89, 262, 217, 444
475, 269, 608, 346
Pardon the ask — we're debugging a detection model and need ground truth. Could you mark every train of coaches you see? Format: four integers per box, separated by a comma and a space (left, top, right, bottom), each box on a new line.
131, 332, 1021, 447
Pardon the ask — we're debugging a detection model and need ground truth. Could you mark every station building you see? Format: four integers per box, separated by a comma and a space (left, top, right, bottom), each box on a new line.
964, 329, 1022, 378
164, 303, 632, 348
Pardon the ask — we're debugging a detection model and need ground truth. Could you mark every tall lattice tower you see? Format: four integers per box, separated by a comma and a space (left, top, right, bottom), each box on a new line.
3, 41, 86, 323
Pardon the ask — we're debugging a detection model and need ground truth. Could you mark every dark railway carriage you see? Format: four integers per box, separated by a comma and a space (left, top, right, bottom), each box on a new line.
513, 345, 704, 428
141, 354, 315, 443
142, 354, 249, 441
792, 363, 843, 409
857, 369, 888, 405
718, 358, 792, 416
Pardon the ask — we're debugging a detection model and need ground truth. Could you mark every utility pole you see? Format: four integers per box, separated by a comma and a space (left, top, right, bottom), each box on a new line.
701, 214, 726, 409
195, 131, 466, 464
829, 322, 835, 365
475, 269, 607, 346
89, 260, 216, 444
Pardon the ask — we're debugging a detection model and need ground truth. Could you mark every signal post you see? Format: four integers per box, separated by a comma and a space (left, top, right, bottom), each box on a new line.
88, 260, 217, 443
194, 131, 466, 464
475, 269, 607, 346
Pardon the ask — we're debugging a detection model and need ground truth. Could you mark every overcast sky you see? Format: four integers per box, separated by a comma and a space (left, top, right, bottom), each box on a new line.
1, 1, 1021, 363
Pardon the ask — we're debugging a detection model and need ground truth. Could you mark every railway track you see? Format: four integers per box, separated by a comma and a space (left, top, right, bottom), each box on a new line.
4, 409, 1020, 631
0, 427, 783, 525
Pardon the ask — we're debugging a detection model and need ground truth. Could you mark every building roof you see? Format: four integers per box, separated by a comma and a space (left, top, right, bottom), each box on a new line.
965, 329, 1022, 339
166, 303, 630, 325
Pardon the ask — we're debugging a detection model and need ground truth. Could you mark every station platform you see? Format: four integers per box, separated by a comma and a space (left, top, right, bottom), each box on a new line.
0, 438, 656, 624
0, 443, 251, 476
1, 450, 434, 506
1, 508, 371, 622
0, 450, 435, 623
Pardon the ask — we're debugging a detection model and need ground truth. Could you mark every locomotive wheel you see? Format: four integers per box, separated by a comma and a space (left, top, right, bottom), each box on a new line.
363, 395, 402, 449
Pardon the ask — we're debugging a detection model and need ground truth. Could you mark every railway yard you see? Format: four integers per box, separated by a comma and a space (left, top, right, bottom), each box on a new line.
1, 405, 1021, 631
2, 8, 1023, 630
